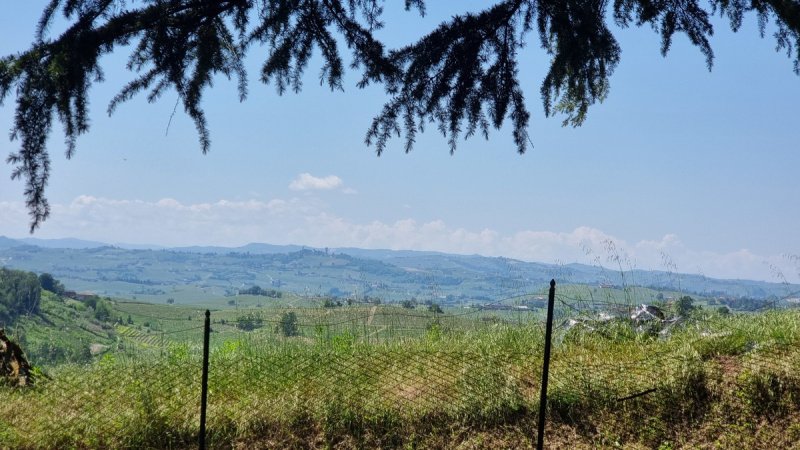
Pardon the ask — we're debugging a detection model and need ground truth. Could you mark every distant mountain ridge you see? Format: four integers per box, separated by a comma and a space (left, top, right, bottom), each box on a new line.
3, 236, 164, 250
0, 235, 797, 302
171, 242, 306, 254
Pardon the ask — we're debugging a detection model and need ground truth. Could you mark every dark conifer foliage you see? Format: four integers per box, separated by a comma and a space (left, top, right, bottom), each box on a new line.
1, 0, 798, 230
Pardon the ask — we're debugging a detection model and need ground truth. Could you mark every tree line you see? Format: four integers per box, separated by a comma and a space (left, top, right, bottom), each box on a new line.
0, 269, 72, 324
0, 269, 42, 323
239, 285, 283, 298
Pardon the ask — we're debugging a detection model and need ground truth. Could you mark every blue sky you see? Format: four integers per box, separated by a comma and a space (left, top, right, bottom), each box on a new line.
1, 2, 799, 282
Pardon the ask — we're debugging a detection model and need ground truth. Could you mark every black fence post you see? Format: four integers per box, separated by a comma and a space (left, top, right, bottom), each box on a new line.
199, 310, 210, 450
536, 279, 556, 450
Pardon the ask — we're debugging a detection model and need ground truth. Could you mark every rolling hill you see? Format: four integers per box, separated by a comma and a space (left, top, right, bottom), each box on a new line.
0, 236, 797, 305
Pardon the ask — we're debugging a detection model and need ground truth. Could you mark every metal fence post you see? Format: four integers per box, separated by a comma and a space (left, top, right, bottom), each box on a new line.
199, 310, 210, 450
536, 279, 556, 450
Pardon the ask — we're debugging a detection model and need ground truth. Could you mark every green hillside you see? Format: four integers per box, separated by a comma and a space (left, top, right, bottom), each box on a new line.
1, 303, 798, 449
11, 292, 118, 366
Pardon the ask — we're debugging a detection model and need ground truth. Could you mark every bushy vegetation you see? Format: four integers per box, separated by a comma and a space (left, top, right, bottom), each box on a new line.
235, 312, 264, 331
0, 268, 41, 323
11, 291, 120, 366
277, 312, 299, 337
37, 273, 64, 295
0, 269, 127, 367
239, 286, 283, 298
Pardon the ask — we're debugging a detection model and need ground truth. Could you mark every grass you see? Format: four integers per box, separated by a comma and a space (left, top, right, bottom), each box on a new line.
1, 307, 799, 449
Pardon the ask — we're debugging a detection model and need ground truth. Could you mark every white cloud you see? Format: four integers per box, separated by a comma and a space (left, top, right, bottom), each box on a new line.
0, 196, 797, 283
289, 173, 344, 191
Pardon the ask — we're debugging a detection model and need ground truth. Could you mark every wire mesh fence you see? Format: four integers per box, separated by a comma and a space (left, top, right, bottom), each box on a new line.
1, 280, 800, 449
0, 323, 206, 448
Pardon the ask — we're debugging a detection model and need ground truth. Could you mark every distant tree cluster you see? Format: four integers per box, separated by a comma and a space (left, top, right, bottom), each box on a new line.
719, 297, 776, 312
93, 298, 113, 322
71, 294, 116, 323
38, 273, 65, 295
401, 299, 418, 309
235, 312, 264, 331
322, 298, 343, 308
674, 296, 697, 317
0, 268, 41, 323
239, 286, 282, 298
277, 312, 300, 337
362, 296, 382, 305
428, 303, 444, 315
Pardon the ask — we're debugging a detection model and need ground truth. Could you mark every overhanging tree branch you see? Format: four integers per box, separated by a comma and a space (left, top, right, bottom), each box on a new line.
0, 0, 798, 231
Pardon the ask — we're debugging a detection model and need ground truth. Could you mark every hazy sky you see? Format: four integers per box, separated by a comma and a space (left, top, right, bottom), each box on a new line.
1, 2, 799, 282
